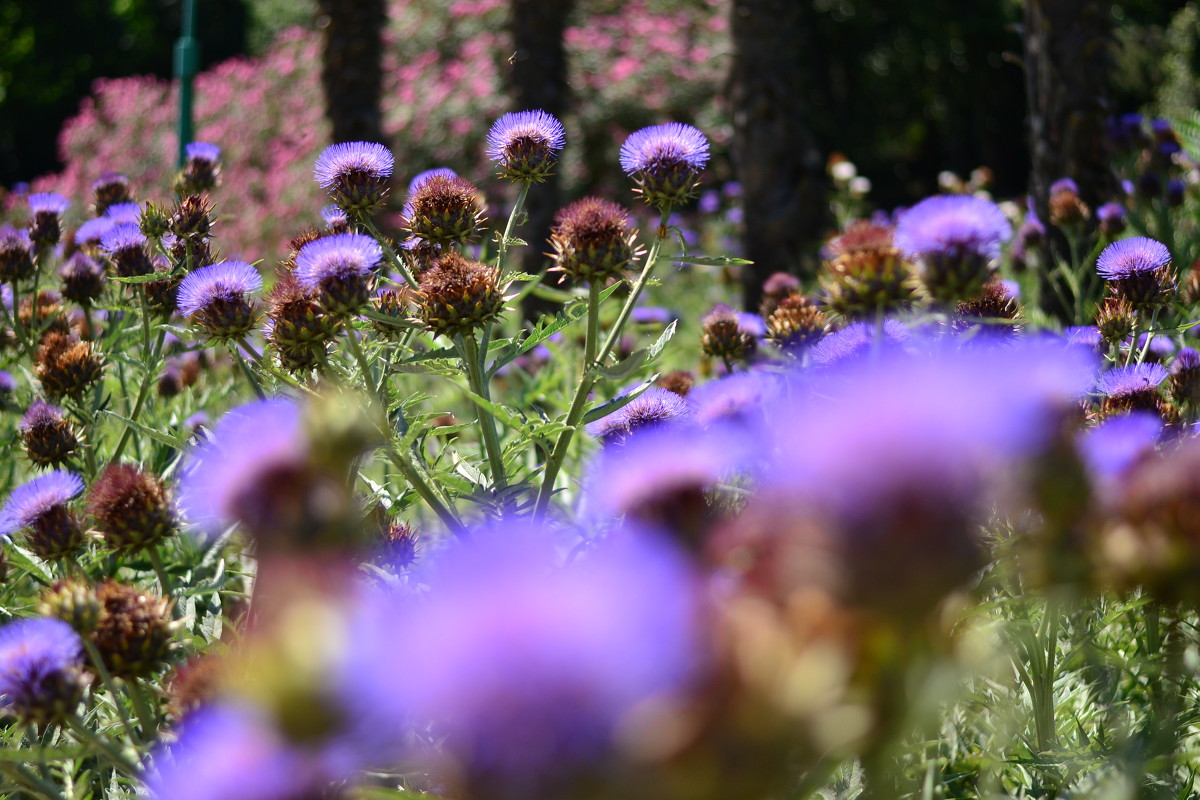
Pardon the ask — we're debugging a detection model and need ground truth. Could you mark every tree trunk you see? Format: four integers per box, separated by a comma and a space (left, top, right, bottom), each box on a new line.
728, 0, 828, 311
1024, 0, 1117, 216
317, 0, 387, 144
509, 0, 574, 318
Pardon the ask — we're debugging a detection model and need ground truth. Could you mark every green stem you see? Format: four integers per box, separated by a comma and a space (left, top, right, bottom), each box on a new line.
230, 342, 266, 400
460, 333, 506, 490
0, 761, 65, 800
124, 679, 159, 743
81, 636, 136, 743
537, 211, 676, 520
65, 715, 140, 777
344, 326, 387, 411
147, 547, 172, 600
111, 306, 167, 462
360, 218, 417, 286
496, 181, 531, 277
384, 442, 467, 538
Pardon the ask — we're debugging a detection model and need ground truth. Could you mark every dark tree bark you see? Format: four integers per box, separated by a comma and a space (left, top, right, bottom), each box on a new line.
509, 0, 574, 316
1023, 0, 1118, 217
317, 0, 387, 144
728, 0, 829, 311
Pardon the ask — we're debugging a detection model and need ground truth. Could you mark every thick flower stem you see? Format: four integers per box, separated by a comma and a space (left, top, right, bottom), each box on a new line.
65, 715, 140, 777
496, 181, 531, 277
384, 442, 467, 538
111, 295, 167, 462
461, 333, 507, 490
535, 211, 671, 516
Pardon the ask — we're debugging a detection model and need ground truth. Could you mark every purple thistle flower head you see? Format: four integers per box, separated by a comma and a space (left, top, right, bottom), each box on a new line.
1097, 201, 1127, 236
314, 142, 394, 215
1097, 237, 1172, 280
59, 251, 106, 305
687, 372, 773, 431
619, 123, 710, 209
185, 141, 221, 165
178, 398, 311, 539
294, 233, 381, 316
486, 110, 567, 183
103, 202, 142, 225
0, 470, 84, 536
895, 195, 1010, 302
631, 306, 676, 325
21, 399, 66, 431
147, 703, 322, 800
100, 222, 153, 278
90, 171, 133, 215
177, 261, 263, 341
319, 205, 349, 233
1049, 178, 1079, 197
586, 386, 691, 445
0, 225, 35, 282
27, 193, 69, 216
0, 370, 15, 393
0, 617, 87, 725
406, 167, 458, 196
74, 217, 114, 248
341, 520, 702, 791
1097, 362, 1168, 396
1078, 412, 1162, 486
810, 319, 911, 368
1173, 346, 1200, 373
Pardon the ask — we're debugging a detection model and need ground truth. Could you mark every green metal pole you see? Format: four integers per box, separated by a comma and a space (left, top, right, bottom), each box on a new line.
174, 0, 200, 168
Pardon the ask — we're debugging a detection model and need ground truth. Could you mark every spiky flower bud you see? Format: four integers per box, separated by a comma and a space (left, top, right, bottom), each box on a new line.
175, 142, 221, 195
379, 521, 419, 570
486, 110, 566, 184
314, 141, 394, 217
138, 201, 171, 238
1095, 295, 1137, 345
759, 271, 801, 318
821, 220, 917, 318
265, 276, 341, 371
701, 303, 756, 362
0, 226, 35, 283
90, 171, 133, 216
91, 581, 177, 679
416, 253, 506, 337
38, 580, 102, 635
404, 175, 487, 245
59, 252, 106, 305
619, 123, 710, 210
177, 261, 262, 341
35, 330, 104, 401
549, 197, 642, 285
766, 295, 828, 351
370, 286, 412, 340
169, 194, 214, 239
18, 290, 67, 338
27, 193, 70, 248
953, 279, 1022, 340
20, 401, 79, 468
656, 370, 695, 397
87, 464, 176, 553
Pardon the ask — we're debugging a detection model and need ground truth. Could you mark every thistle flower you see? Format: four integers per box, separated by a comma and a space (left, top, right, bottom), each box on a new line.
415, 252, 505, 338
953, 279, 1022, 341
895, 195, 1011, 303
1098, 202, 1127, 237
90, 171, 133, 215
100, 223, 154, 278
264, 276, 341, 371
314, 141, 394, 216
20, 401, 79, 468
0, 471, 85, 561
586, 386, 690, 445
407, 167, 458, 195
87, 464, 177, 553
821, 221, 917, 318
766, 295, 828, 351
404, 174, 487, 245
1097, 362, 1168, 418
27, 193, 70, 247
73, 218, 114, 251
486, 110, 567, 183
59, 252, 106, 305
146, 703, 324, 800
293, 233, 380, 316
1096, 237, 1174, 310
810, 319, 911, 367
177, 141, 221, 195
341, 522, 701, 795
548, 197, 642, 285
701, 303, 756, 363
170, 194, 214, 239
619, 122, 710, 210
177, 261, 262, 341
35, 330, 104, 401
91, 580, 177, 678
0, 618, 87, 725
0, 226, 35, 283
1170, 347, 1200, 408
319, 204, 350, 234
104, 202, 142, 226
687, 372, 774, 432
1048, 178, 1089, 226
759, 271, 801, 317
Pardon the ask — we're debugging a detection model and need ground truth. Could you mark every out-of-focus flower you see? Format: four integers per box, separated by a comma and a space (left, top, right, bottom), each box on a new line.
87, 464, 177, 553
809, 319, 911, 368
1078, 412, 1161, 487
100, 222, 154, 278
486, 110, 566, 183
619, 123, 709, 210
19, 401, 79, 469
0, 618, 88, 725
1096, 362, 1168, 418
178, 141, 222, 195
27, 193, 70, 247
90, 171, 133, 216
1097, 202, 1127, 237
587, 386, 690, 445
59, 252, 106, 305
0, 470, 85, 562
0, 226, 35, 283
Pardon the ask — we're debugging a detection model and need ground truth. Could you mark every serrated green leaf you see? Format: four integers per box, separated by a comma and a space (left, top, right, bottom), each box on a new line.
594, 349, 648, 381
581, 375, 658, 424
101, 410, 187, 448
